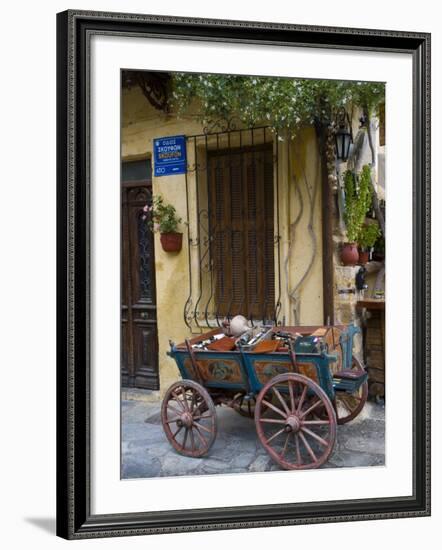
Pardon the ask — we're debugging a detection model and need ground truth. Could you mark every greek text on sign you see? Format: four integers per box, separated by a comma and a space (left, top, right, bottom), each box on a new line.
154, 135, 187, 176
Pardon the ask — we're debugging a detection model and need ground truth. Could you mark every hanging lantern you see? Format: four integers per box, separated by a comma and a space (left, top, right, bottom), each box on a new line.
334, 108, 353, 162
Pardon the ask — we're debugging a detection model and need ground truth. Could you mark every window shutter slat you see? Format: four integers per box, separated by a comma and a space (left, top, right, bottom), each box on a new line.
209, 145, 274, 321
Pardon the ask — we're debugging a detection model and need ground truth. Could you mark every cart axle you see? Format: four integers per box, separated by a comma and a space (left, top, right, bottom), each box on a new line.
285, 415, 301, 433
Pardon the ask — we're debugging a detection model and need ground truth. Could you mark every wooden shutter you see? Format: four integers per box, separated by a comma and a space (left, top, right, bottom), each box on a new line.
208, 145, 275, 321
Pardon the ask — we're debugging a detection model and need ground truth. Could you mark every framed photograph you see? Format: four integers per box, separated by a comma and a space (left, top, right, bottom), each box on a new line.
56, 10, 430, 539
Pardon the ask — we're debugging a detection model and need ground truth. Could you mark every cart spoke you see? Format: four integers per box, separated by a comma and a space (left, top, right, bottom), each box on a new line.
280, 433, 291, 459
296, 385, 308, 414
266, 427, 286, 444
301, 426, 329, 447
194, 422, 212, 434
259, 418, 287, 424
172, 425, 183, 440
171, 390, 186, 410
190, 391, 196, 412
189, 427, 195, 452
288, 380, 296, 413
164, 416, 180, 424
167, 404, 183, 416
340, 394, 361, 410
300, 398, 322, 419
294, 433, 302, 466
233, 393, 256, 418
182, 427, 188, 449
337, 398, 352, 413
272, 387, 291, 415
181, 389, 191, 412
193, 423, 208, 447
299, 431, 317, 462
193, 413, 213, 420
262, 399, 287, 419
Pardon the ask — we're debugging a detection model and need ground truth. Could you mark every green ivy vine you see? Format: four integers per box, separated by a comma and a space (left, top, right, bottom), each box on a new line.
169, 74, 384, 134
358, 221, 381, 250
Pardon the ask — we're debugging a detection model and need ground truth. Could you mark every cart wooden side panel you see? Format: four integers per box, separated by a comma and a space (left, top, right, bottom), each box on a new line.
171, 349, 250, 392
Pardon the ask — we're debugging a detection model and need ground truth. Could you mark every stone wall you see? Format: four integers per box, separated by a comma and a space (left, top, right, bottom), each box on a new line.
334, 265, 363, 357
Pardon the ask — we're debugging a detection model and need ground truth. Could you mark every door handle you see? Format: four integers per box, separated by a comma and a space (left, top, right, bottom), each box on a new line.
140, 312, 149, 320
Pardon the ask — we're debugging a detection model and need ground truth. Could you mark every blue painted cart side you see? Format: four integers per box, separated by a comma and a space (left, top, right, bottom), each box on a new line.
167, 323, 367, 401
170, 349, 249, 393
339, 323, 361, 371
242, 350, 338, 400
169, 346, 341, 401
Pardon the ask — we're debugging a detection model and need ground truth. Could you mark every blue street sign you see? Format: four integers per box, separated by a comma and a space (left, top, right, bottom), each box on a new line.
153, 135, 187, 177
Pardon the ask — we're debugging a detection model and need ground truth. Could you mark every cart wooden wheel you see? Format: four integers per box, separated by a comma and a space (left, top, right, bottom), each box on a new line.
255, 373, 337, 470
161, 380, 217, 458
335, 355, 369, 425
232, 393, 256, 418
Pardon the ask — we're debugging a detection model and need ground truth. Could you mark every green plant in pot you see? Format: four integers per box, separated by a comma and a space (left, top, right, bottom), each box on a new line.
147, 195, 183, 252
342, 165, 373, 266
357, 221, 381, 264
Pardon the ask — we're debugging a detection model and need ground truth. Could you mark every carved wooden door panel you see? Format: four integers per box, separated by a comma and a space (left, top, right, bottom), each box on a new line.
121, 184, 159, 390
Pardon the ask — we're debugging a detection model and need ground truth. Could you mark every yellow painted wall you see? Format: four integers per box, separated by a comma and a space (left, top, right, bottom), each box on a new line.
122, 85, 324, 394
281, 128, 324, 326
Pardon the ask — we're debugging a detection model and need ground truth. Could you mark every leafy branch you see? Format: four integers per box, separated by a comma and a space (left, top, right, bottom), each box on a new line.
343, 165, 373, 243
145, 195, 182, 234
170, 74, 384, 135
358, 221, 381, 251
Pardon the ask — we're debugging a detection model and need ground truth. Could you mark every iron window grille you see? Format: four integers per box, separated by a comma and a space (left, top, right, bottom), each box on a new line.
183, 121, 282, 332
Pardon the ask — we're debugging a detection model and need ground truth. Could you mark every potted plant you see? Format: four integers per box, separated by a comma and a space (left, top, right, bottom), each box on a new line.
342, 166, 373, 266
357, 221, 381, 264
146, 195, 183, 252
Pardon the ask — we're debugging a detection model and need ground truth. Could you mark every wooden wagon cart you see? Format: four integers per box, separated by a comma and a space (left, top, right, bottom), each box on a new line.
162, 323, 368, 470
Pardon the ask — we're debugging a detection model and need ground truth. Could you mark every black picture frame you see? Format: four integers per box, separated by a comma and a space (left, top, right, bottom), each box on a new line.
56, 9, 431, 539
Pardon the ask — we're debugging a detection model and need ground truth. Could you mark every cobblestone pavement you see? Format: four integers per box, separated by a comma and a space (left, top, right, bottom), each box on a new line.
121, 391, 385, 479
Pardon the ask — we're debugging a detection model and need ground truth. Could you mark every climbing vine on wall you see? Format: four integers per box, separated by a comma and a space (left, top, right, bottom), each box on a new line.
170, 74, 384, 134
169, 73, 384, 323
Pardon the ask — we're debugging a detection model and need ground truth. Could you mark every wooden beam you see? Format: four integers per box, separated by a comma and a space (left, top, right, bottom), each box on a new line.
316, 124, 335, 325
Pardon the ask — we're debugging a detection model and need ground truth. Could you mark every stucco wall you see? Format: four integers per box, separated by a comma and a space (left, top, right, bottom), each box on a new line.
122, 85, 324, 393
282, 128, 324, 327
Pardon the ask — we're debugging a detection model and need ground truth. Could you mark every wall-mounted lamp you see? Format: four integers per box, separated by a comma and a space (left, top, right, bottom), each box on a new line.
334, 108, 353, 162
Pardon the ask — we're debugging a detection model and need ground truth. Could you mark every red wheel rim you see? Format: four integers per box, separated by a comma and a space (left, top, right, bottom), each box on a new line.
161, 380, 217, 457
255, 373, 337, 470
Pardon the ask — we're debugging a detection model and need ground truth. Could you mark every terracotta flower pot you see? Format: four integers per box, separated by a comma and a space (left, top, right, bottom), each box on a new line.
160, 232, 183, 252
341, 242, 359, 266
358, 249, 370, 265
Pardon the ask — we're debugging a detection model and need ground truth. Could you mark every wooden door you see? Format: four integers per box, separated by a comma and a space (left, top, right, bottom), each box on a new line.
121, 183, 159, 390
